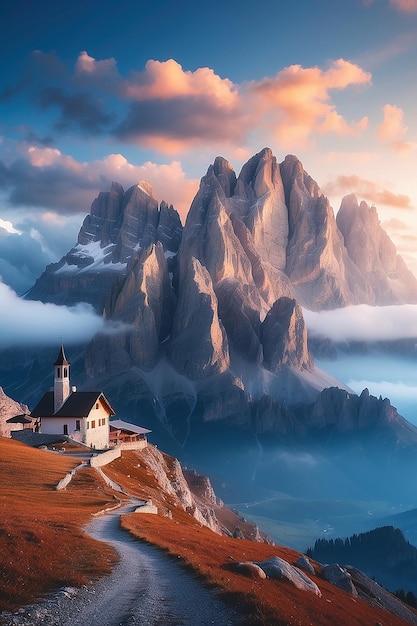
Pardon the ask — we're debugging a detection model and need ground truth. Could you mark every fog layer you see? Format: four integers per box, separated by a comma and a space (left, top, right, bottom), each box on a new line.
0, 281, 104, 348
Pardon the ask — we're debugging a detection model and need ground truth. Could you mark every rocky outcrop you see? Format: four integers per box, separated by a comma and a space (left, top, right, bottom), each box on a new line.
253, 556, 322, 596
20, 148, 417, 445
183, 468, 223, 506
85, 242, 175, 375
26, 182, 182, 314
135, 445, 223, 533
0, 387, 29, 437
321, 563, 358, 597
306, 386, 401, 433
168, 257, 230, 379
261, 297, 313, 372
337, 193, 417, 303
280, 155, 373, 310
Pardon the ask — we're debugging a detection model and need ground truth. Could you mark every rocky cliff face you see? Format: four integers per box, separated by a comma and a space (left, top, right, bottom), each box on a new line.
22, 148, 417, 445
281, 155, 376, 310
250, 384, 413, 441
337, 194, 417, 303
27, 182, 182, 314
125, 444, 272, 541
0, 387, 29, 437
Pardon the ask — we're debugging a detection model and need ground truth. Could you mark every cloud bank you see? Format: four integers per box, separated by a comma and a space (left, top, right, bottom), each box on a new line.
4, 51, 375, 154
1, 145, 198, 219
0, 282, 104, 349
304, 304, 417, 342
323, 174, 412, 209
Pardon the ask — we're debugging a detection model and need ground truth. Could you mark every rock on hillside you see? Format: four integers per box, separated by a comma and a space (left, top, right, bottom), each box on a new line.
0, 387, 29, 438
114, 445, 272, 542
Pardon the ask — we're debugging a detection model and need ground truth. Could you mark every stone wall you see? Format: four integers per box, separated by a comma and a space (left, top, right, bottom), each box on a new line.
90, 447, 121, 467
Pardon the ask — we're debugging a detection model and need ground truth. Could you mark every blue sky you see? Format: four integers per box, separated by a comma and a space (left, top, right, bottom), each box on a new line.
1, 0, 417, 294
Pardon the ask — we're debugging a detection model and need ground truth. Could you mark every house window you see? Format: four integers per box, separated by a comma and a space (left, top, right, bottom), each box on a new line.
91, 420, 96, 429
96, 403, 99, 410
57, 367, 61, 378
64, 367, 68, 377
75, 420, 80, 431
63, 424, 68, 436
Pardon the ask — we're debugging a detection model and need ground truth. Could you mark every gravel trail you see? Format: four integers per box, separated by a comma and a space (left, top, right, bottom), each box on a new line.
1, 504, 245, 626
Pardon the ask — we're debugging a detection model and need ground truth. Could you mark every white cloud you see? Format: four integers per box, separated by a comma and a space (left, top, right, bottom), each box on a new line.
304, 304, 417, 342
0, 218, 21, 234
0, 282, 104, 349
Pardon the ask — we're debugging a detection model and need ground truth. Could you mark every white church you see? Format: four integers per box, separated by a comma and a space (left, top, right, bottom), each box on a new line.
31, 345, 115, 449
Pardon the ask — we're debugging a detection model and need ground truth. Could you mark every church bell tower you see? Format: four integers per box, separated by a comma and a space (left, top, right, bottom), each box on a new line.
54, 345, 70, 413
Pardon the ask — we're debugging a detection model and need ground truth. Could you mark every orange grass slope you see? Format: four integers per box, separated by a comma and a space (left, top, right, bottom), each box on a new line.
0, 436, 118, 614
121, 514, 417, 626
102, 448, 416, 626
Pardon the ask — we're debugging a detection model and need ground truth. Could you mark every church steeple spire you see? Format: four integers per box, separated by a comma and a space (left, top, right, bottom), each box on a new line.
54, 345, 70, 413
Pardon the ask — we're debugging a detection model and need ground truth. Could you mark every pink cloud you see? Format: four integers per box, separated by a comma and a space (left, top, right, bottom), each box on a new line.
390, 0, 417, 12
248, 59, 371, 149
377, 104, 416, 153
74, 51, 119, 88
382, 217, 409, 230
98, 155, 198, 221
115, 59, 244, 152
364, 0, 417, 12
318, 110, 368, 135
324, 174, 412, 209
6, 142, 198, 219
12, 51, 378, 156
123, 59, 238, 107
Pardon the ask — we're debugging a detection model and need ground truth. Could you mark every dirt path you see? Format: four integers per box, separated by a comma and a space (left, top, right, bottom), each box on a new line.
2, 504, 245, 625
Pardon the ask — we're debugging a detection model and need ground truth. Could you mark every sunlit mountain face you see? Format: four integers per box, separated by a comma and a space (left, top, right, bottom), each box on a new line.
2, 148, 417, 562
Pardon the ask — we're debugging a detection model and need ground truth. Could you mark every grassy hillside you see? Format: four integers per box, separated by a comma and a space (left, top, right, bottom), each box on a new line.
0, 437, 117, 613
1, 437, 415, 625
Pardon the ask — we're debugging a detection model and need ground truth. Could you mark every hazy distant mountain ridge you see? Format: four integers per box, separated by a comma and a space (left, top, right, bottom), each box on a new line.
307, 526, 417, 595
337, 193, 417, 304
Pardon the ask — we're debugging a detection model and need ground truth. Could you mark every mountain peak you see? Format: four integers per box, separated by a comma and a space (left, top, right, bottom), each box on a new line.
136, 180, 155, 197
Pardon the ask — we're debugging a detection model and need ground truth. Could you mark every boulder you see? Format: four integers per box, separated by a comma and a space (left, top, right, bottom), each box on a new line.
254, 556, 321, 596
321, 563, 358, 596
236, 562, 267, 579
135, 500, 158, 514
295, 555, 316, 576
